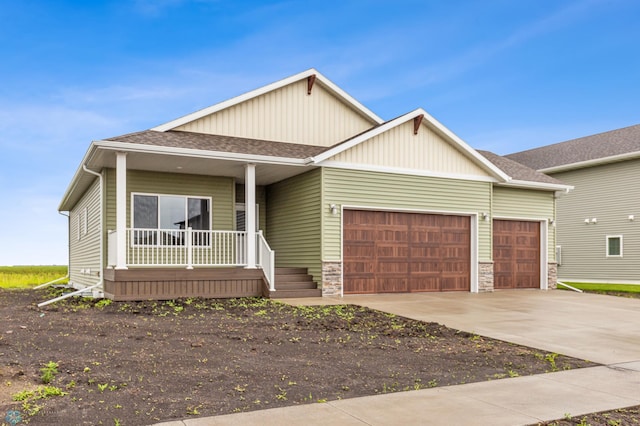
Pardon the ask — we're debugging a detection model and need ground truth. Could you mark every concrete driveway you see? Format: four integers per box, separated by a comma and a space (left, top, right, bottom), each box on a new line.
299, 290, 640, 365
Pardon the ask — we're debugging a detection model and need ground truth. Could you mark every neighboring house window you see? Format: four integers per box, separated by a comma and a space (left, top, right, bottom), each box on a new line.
606, 235, 623, 257
132, 194, 211, 246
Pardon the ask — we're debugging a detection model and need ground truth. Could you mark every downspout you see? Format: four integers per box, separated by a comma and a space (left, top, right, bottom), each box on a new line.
82, 165, 104, 295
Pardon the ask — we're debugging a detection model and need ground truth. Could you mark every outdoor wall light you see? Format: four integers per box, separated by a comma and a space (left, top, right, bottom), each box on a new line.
591, 218, 597, 224
629, 215, 635, 221
584, 218, 590, 224
329, 204, 338, 215
548, 218, 555, 226
481, 212, 489, 221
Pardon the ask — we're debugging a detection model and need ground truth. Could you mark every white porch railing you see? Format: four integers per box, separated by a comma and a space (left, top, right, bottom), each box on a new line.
114, 228, 248, 267
107, 229, 273, 280
257, 231, 275, 291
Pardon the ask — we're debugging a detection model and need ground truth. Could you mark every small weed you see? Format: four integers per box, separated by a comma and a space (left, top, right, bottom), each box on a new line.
114, 419, 122, 426
545, 353, 559, 371
507, 370, 519, 378
186, 405, 202, 415
275, 385, 287, 400
95, 299, 112, 308
40, 361, 59, 384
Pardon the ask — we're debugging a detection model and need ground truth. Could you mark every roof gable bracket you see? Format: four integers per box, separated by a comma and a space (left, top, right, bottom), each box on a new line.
413, 114, 424, 135
307, 74, 316, 95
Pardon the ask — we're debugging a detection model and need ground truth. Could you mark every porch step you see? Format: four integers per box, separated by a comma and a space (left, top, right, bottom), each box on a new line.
270, 288, 323, 299
269, 267, 322, 299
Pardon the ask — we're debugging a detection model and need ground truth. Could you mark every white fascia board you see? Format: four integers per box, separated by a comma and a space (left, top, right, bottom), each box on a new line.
497, 179, 574, 192
94, 140, 309, 166
312, 108, 511, 182
152, 69, 383, 132
319, 160, 499, 183
539, 151, 640, 174
58, 142, 101, 211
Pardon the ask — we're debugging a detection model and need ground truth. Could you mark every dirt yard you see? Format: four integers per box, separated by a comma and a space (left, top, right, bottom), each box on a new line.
0, 288, 596, 425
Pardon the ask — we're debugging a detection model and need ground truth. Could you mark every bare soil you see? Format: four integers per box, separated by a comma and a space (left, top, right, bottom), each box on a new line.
535, 405, 640, 425
1, 288, 596, 426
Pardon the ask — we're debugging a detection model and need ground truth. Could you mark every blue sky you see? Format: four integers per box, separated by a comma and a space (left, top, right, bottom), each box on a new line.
1, 0, 639, 266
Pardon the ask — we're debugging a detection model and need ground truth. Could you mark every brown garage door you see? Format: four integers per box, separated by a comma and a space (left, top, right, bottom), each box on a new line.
343, 210, 470, 294
493, 220, 540, 289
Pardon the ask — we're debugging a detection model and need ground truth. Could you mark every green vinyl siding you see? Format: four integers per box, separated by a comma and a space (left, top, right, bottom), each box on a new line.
69, 177, 102, 287
322, 168, 492, 261
266, 169, 322, 284
552, 160, 640, 282
492, 186, 556, 261
105, 169, 234, 233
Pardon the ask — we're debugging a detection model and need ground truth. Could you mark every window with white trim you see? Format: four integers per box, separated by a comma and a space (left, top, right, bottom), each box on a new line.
83, 207, 88, 235
132, 194, 211, 246
606, 235, 623, 257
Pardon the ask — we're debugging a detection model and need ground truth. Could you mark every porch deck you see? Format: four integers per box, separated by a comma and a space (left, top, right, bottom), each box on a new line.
103, 267, 268, 301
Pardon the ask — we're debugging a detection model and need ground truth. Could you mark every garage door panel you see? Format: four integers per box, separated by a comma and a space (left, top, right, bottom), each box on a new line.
344, 210, 470, 294
493, 219, 540, 290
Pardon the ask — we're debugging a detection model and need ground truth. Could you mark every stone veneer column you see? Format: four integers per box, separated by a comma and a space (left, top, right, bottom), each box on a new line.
478, 261, 494, 292
547, 262, 558, 289
322, 261, 342, 296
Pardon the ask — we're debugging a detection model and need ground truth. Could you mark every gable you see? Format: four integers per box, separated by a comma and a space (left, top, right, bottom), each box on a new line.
174, 79, 376, 147
324, 120, 492, 178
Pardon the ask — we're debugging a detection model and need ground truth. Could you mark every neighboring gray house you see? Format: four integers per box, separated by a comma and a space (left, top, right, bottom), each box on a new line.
507, 124, 640, 284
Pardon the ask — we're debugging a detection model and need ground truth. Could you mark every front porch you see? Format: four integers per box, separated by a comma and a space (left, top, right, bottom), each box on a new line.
104, 228, 276, 300
103, 267, 268, 301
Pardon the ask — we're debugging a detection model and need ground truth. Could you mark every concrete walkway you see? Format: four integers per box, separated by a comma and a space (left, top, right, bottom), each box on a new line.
157, 290, 640, 426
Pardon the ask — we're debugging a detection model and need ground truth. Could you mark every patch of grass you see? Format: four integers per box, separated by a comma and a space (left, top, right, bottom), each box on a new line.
559, 282, 640, 293
0, 265, 68, 289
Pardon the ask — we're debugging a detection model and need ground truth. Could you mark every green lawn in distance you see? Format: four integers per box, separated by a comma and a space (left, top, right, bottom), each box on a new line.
0, 265, 68, 289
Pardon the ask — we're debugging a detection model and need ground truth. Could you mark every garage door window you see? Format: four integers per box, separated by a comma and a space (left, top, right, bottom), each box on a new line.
606, 235, 623, 257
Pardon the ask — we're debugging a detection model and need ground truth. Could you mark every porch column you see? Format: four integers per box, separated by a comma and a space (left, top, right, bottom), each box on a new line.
115, 152, 128, 270
245, 163, 257, 268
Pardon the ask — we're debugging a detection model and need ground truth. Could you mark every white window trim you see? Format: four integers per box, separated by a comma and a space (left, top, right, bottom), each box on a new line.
130, 192, 213, 247
235, 203, 260, 231
606, 235, 623, 258
83, 207, 88, 235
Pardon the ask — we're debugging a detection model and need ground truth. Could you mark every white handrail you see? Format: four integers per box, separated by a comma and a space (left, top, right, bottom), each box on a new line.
257, 231, 275, 291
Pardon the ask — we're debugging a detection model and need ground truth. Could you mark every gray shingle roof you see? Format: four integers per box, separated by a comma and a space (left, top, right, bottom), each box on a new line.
505, 124, 640, 170
478, 150, 566, 185
106, 130, 328, 159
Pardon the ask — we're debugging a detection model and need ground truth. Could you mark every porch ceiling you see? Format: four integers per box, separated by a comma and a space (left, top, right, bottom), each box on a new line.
60, 144, 315, 211
89, 147, 312, 185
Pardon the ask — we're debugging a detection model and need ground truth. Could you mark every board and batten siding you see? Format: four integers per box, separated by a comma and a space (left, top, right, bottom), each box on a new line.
327, 120, 490, 178
69, 177, 102, 287
104, 169, 235, 234
492, 186, 556, 261
551, 160, 640, 282
321, 168, 492, 261
266, 169, 322, 284
174, 79, 375, 146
